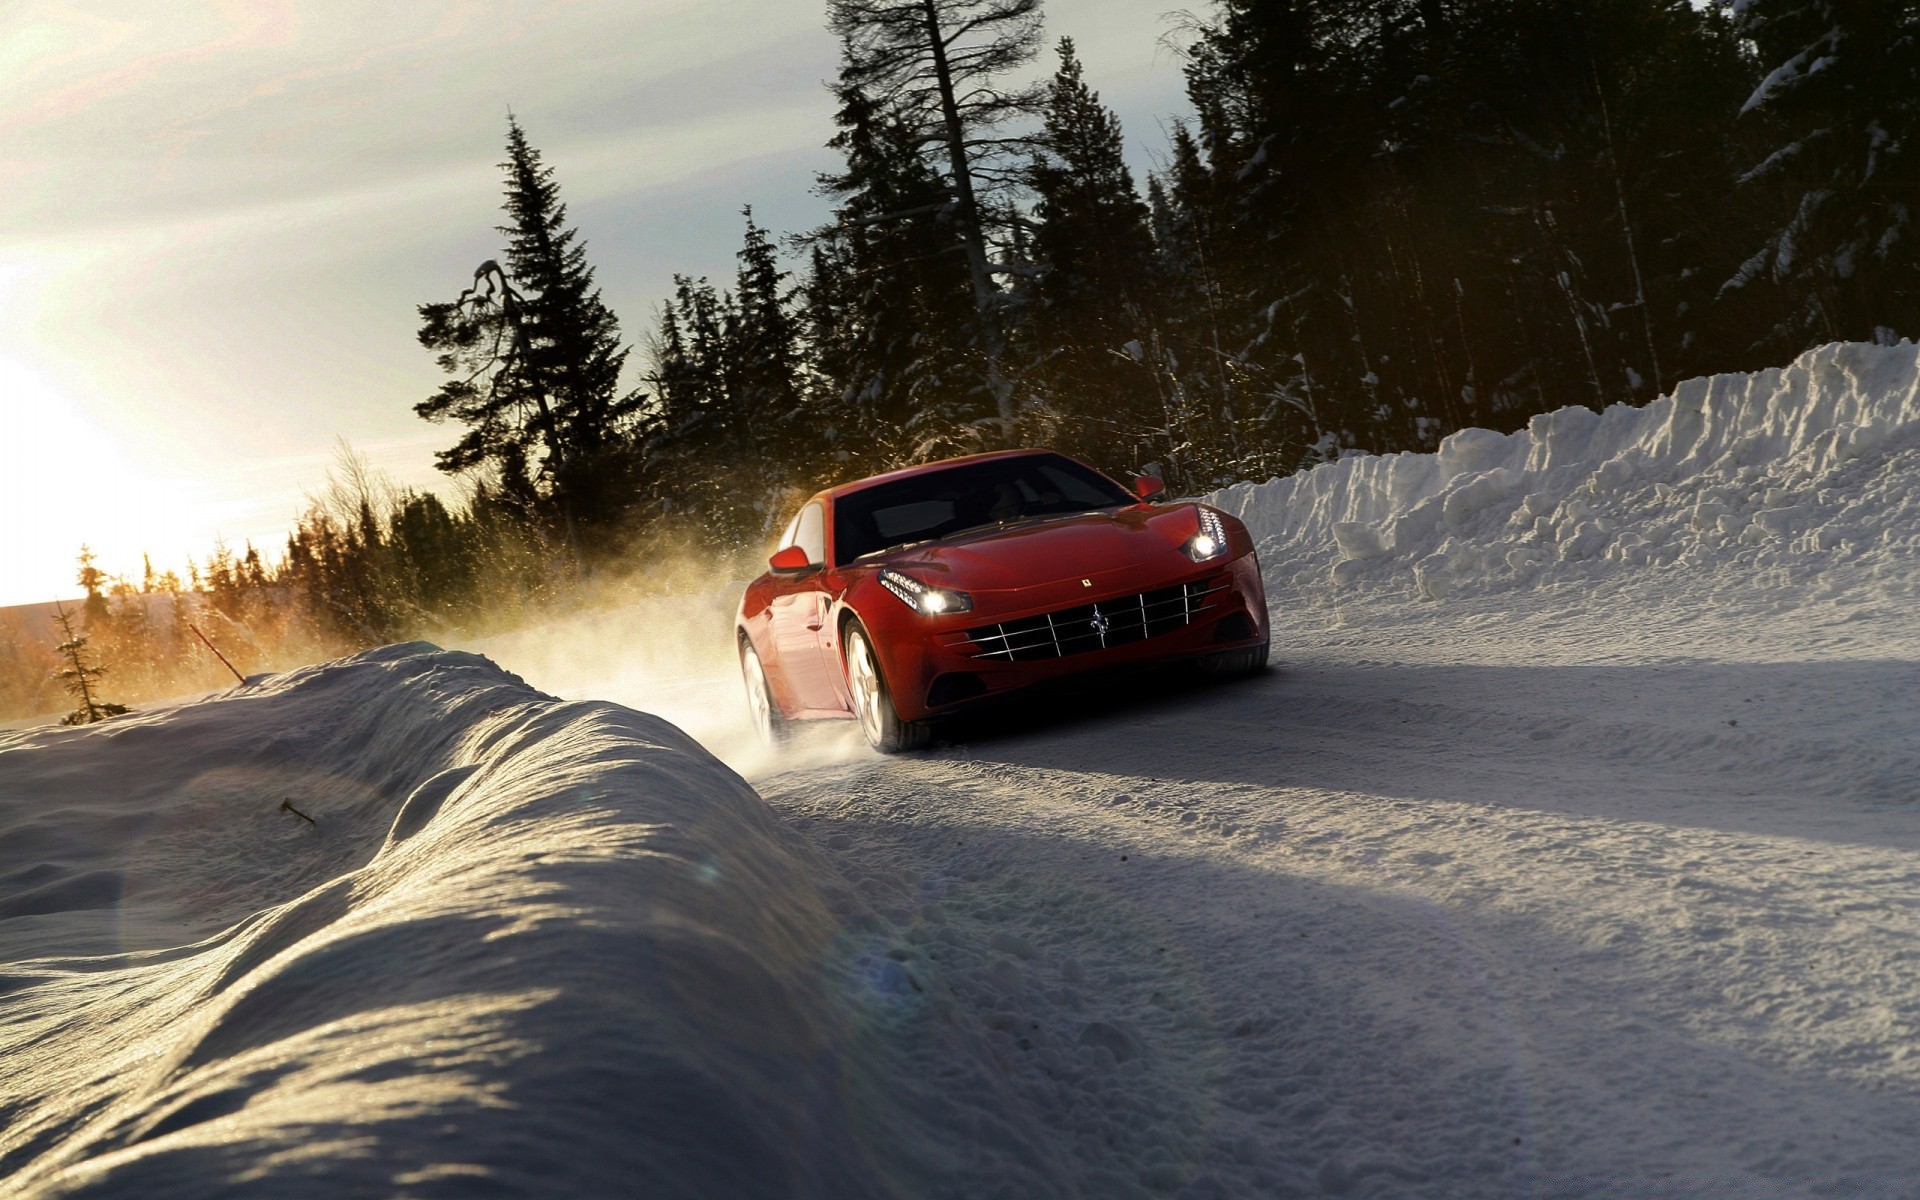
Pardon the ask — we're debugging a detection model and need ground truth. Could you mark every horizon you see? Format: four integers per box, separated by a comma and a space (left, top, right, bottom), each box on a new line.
0, 0, 1191, 607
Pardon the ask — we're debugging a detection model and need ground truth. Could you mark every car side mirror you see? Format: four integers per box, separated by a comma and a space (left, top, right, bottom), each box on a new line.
768, 545, 814, 574
1133, 475, 1165, 501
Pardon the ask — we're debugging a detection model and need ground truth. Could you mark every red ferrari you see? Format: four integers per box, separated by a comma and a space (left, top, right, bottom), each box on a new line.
735, 449, 1270, 752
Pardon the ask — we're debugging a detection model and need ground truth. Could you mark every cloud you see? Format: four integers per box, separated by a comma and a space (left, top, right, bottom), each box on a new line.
0, 2, 832, 239
0, 0, 1192, 604
8, 1, 302, 128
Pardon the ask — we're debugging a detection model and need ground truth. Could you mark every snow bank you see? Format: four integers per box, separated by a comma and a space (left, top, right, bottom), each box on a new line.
1211, 340, 1920, 607
0, 645, 937, 1196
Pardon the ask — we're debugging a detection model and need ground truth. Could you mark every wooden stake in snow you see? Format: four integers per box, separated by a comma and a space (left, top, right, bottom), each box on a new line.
190, 623, 246, 684
280, 799, 318, 827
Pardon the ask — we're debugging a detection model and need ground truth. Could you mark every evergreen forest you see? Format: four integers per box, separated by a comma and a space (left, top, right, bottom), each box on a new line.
423, 0, 1920, 558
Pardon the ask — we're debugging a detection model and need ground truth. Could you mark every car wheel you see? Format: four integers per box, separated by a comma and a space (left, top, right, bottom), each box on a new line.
843, 622, 930, 753
740, 640, 791, 746
1198, 638, 1271, 678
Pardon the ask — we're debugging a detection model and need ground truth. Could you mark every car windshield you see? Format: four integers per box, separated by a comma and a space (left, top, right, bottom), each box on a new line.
834, 454, 1135, 564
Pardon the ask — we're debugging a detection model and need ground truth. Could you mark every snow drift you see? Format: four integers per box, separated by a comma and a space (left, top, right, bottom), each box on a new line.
0, 645, 996, 1197
1211, 340, 1920, 610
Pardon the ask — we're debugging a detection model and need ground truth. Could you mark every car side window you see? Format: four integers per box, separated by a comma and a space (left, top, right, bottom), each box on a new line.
793, 502, 826, 566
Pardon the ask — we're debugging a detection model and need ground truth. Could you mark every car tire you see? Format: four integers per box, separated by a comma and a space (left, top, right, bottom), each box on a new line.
843, 622, 930, 753
1198, 639, 1271, 678
740, 640, 792, 747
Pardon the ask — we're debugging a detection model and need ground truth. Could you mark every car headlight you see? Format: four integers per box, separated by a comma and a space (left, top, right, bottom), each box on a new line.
878, 568, 973, 616
1184, 507, 1229, 562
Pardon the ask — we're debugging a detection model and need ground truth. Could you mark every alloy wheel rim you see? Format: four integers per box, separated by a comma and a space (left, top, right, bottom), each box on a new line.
743, 649, 772, 740
849, 633, 883, 743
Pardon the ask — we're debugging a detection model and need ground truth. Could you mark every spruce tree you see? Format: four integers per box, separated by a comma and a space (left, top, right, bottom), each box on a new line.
732, 208, 805, 459
1027, 38, 1161, 471
807, 81, 983, 464
75, 545, 109, 625
418, 116, 640, 560
1144, 119, 1272, 485
1156, 0, 1755, 475
826, 0, 1046, 429
642, 274, 765, 545
497, 118, 638, 517
1726, 0, 1920, 350
1032, 40, 1154, 313
386, 491, 475, 625
51, 602, 128, 725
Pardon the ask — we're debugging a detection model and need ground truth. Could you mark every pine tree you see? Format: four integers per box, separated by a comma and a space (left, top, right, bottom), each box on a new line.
75, 545, 109, 625
1154, 0, 1755, 476
641, 273, 765, 545
827, 0, 1046, 429
418, 116, 641, 561
1026, 37, 1162, 471
1032, 40, 1154, 313
732, 208, 806, 460
496, 118, 640, 527
51, 602, 128, 725
807, 80, 984, 464
1346, 0, 1753, 421
1726, 0, 1920, 350
727, 210, 817, 525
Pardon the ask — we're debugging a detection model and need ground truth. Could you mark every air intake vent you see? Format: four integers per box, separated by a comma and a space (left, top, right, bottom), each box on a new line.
1212, 612, 1255, 643
926, 672, 988, 708
964, 579, 1227, 663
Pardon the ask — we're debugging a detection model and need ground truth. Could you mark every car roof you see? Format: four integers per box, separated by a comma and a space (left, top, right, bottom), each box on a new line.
817, 448, 1059, 503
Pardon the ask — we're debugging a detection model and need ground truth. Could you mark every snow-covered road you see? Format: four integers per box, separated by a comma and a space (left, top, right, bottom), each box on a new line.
751, 594, 1920, 1196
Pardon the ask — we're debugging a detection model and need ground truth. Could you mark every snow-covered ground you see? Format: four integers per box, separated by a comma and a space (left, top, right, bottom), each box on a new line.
3, 341, 1916, 1196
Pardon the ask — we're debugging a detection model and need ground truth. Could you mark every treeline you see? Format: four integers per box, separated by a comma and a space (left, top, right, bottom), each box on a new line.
0, 468, 556, 721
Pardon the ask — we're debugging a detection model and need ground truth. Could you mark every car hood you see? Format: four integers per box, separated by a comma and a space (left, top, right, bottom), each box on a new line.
878, 505, 1200, 590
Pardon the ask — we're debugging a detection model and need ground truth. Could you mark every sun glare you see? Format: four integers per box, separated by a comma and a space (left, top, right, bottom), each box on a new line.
0, 353, 216, 607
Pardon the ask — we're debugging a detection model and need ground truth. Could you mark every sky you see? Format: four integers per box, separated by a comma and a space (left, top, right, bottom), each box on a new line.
0, 0, 1196, 608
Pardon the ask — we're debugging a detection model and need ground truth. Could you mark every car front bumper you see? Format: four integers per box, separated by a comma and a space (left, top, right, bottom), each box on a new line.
873, 550, 1269, 723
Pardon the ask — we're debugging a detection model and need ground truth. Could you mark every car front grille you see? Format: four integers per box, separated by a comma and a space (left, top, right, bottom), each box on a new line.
962, 578, 1228, 663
